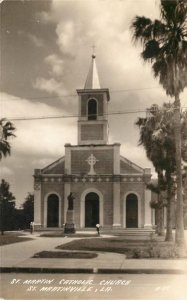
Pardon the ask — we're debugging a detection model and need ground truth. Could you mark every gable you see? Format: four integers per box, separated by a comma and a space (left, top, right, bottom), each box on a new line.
120, 156, 143, 174
71, 148, 113, 174
42, 157, 65, 174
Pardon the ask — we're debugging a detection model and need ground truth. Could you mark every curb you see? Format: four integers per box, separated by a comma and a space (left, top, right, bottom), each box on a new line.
0, 267, 186, 274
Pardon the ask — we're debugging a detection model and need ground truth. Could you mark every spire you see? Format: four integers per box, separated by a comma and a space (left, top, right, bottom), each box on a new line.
84, 52, 101, 89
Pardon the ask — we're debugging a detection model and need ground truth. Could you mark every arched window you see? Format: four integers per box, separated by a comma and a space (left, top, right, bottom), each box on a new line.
88, 99, 97, 120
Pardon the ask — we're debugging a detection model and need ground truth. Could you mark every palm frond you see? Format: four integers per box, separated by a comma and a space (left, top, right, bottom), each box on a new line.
131, 16, 153, 43
0, 141, 11, 159
160, 0, 178, 24
141, 40, 160, 60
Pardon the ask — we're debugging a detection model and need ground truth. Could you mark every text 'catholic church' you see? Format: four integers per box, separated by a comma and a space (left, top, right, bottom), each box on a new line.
34, 54, 154, 229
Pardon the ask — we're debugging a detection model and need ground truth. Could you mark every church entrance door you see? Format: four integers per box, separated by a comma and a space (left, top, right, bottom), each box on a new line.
85, 192, 99, 227
126, 194, 138, 228
47, 194, 59, 227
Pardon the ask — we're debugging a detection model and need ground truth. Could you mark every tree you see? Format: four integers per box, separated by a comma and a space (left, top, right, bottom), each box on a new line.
22, 193, 34, 229
131, 0, 187, 252
0, 179, 16, 235
147, 180, 166, 236
0, 118, 15, 160
136, 103, 177, 241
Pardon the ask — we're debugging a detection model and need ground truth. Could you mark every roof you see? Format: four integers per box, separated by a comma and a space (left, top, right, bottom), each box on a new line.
120, 156, 144, 174
84, 54, 101, 89
42, 156, 65, 174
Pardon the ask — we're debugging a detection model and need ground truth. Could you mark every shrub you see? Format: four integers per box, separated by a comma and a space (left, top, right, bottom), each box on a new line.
132, 249, 141, 258
148, 243, 178, 258
132, 243, 178, 259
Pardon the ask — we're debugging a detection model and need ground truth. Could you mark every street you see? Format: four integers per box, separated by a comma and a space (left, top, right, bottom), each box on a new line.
1, 273, 187, 300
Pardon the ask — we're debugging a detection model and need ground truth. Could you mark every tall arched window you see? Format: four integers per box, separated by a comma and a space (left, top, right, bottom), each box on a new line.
88, 99, 97, 120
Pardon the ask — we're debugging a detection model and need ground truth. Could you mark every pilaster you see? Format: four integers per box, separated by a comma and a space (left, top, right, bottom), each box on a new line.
113, 143, 120, 174
144, 188, 152, 228
65, 144, 71, 175
113, 182, 121, 228
33, 169, 42, 227
34, 186, 41, 226
64, 183, 71, 223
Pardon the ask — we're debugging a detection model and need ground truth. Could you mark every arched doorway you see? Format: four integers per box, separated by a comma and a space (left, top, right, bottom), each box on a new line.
126, 193, 138, 228
85, 192, 99, 227
47, 194, 59, 227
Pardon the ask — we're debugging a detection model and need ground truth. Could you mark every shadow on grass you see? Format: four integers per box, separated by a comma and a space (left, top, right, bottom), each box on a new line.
32, 251, 98, 259
40, 233, 98, 238
0, 232, 33, 246
56, 237, 187, 259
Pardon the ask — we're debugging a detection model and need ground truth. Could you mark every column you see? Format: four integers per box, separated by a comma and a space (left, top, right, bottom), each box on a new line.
113, 143, 121, 228
59, 196, 62, 227
65, 143, 71, 175
34, 182, 41, 227
152, 208, 156, 227
113, 143, 120, 174
113, 182, 121, 228
64, 183, 71, 223
144, 189, 152, 228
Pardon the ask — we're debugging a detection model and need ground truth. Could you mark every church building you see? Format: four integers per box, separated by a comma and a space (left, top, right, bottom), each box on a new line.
34, 54, 154, 229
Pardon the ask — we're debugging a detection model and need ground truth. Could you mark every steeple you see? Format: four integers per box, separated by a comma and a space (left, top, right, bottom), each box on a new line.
84, 53, 101, 89
77, 52, 110, 145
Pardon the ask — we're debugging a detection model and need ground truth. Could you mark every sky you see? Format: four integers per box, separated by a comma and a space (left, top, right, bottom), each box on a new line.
1, 0, 187, 207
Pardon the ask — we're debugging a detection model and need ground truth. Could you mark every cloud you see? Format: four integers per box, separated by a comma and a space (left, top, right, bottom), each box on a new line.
3, 0, 186, 205
56, 21, 76, 55
121, 142, 151, 168
45, 54, 64, 76
1, 91, 79, 205
0, 166, 14, 176
45, 0, 187, 108
28, 33, 44, 47
36, 11, 54, 24
35, 0, 160, 95
17, 31, 45, 47
0, 92, 78, 205
1, 92, 77, 158
33, 77, 68, 96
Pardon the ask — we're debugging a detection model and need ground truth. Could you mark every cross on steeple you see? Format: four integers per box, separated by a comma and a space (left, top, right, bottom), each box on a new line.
84, 47, 100, 89
92, 44, 96, 58
86, 154, 99, 175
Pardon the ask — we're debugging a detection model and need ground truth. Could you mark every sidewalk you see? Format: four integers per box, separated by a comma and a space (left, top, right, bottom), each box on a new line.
1, 232, 187, 274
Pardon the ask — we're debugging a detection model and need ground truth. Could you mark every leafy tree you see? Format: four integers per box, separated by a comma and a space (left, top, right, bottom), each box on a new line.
22, 193, 34, 229
0, 118, 15, 160
131, 0, 187, 252
147, 180, 166, 236
136, 104, 175, 240
136, 103, 187, 241
0, 179, 16, 235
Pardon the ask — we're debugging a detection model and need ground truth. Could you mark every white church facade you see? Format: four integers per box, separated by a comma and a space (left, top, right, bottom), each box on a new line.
34, 54, 154, 229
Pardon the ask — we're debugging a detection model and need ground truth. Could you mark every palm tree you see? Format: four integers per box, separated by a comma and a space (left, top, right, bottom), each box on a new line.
136, 103, 176, 241
131, 0, 187, 252
0, 118, 15, 160
147, 180, 166, 236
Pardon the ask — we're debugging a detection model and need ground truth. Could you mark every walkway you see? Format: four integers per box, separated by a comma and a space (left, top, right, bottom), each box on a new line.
1, 231, 187, 273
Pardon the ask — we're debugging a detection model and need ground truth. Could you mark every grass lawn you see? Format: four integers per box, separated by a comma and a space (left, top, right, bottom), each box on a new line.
33, 251, 98, 259
40, 232, 98, 238
0, 232, 33, 246
56, 237, 185, 258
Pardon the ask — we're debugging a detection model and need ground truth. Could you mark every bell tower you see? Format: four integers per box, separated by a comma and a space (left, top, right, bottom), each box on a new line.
76, 53, 110, 145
